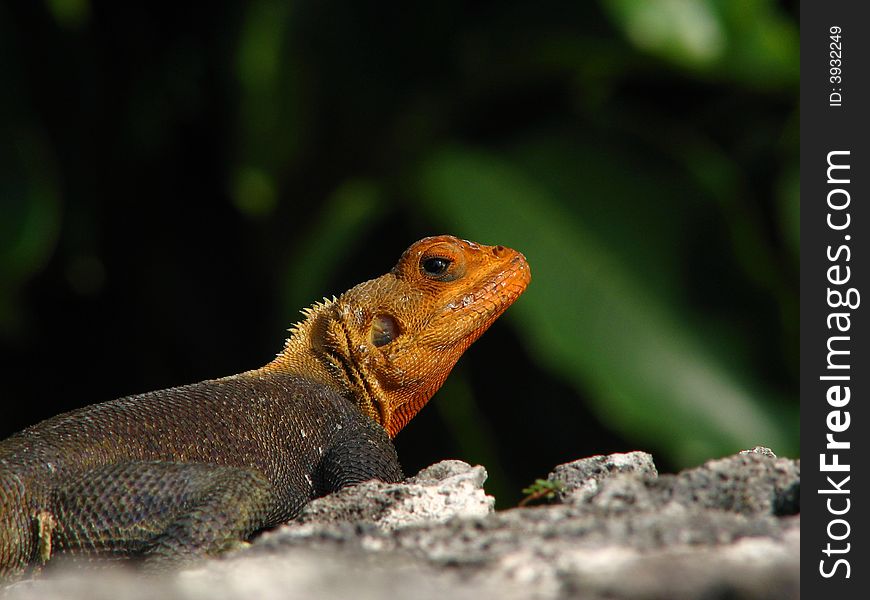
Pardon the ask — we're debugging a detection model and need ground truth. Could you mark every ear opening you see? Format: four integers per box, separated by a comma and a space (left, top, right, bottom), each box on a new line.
371, 314, 401, 347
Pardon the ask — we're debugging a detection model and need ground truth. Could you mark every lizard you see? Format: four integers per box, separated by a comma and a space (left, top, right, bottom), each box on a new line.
0, 235, 530, 580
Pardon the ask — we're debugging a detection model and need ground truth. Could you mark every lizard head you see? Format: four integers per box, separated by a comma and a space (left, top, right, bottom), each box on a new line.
279, 236, 530, 437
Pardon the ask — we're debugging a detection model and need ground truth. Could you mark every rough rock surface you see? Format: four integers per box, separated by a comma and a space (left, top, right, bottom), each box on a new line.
1, 449, 800, 600
547, 450, 658, 504
291, 459, 494, 528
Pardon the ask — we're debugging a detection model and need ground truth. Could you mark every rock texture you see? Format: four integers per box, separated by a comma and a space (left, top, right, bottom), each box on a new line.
1, 449, 800, 600
290, 460, 494, 529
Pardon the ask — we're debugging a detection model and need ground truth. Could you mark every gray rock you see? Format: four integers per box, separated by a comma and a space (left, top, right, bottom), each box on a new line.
740, 446, 777, 457
2, 548, 513, 600
1, 451, 800, 600
290, 459, 494, 530
547, 451, 658, 505
664, 451, 801, 516
547, 449, 800, 518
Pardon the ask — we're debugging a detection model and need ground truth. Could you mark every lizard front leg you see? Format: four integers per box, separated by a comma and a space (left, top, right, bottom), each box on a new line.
316, 414, 404, 494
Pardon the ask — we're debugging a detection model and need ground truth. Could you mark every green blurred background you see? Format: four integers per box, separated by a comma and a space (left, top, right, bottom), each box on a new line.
0, 0, 798, 504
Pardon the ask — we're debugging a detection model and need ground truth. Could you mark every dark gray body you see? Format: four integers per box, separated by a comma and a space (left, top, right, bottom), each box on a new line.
0, 372, 403, 579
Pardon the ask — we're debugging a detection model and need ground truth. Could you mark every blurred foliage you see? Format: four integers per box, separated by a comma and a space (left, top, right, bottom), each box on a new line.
1, 0, 798, 501
417, 144, 796, 464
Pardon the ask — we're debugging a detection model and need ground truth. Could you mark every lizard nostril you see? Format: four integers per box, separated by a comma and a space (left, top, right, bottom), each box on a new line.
492, 245, 507, 257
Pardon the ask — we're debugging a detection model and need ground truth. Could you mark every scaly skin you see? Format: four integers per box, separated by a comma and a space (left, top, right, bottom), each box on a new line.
0, 235, 530, 580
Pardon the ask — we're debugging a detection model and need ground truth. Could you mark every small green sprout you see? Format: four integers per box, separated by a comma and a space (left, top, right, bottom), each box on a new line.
519, 478, 563, 507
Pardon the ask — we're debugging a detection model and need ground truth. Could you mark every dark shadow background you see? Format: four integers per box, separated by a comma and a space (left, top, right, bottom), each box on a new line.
0, 0, 798, 505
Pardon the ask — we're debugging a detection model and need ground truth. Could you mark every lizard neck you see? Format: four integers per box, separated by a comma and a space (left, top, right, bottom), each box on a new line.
260, 299, 389, 432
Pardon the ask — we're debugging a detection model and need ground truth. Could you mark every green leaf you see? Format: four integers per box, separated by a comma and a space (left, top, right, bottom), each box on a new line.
602, 0, 726, 69
416, 145, 796, 466
601, 0, 798, 88
0, 132, 62, 337
279, 179, 385, 320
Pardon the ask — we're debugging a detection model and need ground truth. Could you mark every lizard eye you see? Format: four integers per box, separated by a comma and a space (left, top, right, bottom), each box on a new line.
416, 243, 465, 282
371, 314, 400, 347
421, 256, 452, 277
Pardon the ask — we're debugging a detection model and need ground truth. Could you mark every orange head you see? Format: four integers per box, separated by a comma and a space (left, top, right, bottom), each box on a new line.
273, 236, 531, 437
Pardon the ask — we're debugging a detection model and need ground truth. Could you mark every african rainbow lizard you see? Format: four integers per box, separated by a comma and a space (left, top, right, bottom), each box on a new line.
0, 236, 530, 580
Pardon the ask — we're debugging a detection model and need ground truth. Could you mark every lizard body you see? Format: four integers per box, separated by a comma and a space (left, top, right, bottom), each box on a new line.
0, 235, 529, 579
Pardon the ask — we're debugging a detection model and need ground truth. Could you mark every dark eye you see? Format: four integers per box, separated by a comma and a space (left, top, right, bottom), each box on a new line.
421, 256, 451, 277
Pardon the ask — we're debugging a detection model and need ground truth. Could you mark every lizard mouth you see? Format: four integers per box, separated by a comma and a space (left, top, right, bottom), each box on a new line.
438, 251, 531, 331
